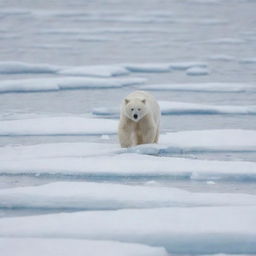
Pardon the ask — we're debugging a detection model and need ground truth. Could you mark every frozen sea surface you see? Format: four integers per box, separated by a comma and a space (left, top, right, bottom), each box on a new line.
0, 0, 256, 255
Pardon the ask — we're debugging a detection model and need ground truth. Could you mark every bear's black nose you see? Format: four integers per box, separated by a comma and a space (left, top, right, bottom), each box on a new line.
134, 114, 138, 119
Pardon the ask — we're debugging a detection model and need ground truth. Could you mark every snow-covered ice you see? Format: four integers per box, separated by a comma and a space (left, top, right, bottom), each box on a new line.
0, 142, 118, 160
58, 65, 129, 77
92, 101, 256, 116
0, 117, 118, 136
140, 82, 256, 92
0, 77, 146, 93
240, 58, 256, 64
169, 61, 207, 70
208, 55, 236, 61
0, 1, 255, 255
1, 153, 256, 182
1, 181, 256, 210
186, 66, 209, 76
0, 238, 168, 256
0, 206, 255, 254
203, 38, 246, 44
159, 101, 256, 115
0, 61, 60, 74
124, 63, 171, 72
159, 129, 256, 152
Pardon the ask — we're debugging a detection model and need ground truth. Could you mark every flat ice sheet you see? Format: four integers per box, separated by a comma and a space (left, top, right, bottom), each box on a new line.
58, 65, 129, 77
0, 206, 255, 254
0, 238, 168, 256
0, 77, 145, 93
123, 63, 171, 72
0, 61, 60, 74
0, 117, 118, 136
0, 181, 256, 210
0, 142, 119, 160
158, 129, 256, 152
140, 82, 256, 92
92, 101, 256, 116
1, 154, 256, 181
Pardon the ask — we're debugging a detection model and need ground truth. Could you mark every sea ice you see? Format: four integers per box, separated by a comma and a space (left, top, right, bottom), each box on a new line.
0, 238, 168, 256
0, 206, 255, 254
0, 142, 118, 160
0, 117, 118, 136
0, 181, 256, 210
159, 101, 256, 115
186, 67, 209, 76
0, 77, 145, 93
123, 63, 171, 72
169, 61, 207, 70
159, 129, 256, 152
240, 58, 256, 64
1, 153, 256, 182
140, 82, 256, 92
0, 61, 60, 74
92, 101, 256, 116
58, 65, 129, 77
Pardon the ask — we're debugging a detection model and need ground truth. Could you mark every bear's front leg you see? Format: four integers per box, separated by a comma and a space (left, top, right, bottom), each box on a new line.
118, 118, 137, 148
118, 128, 135, 148
142, 127, 157, 144
139, 115, 157, 144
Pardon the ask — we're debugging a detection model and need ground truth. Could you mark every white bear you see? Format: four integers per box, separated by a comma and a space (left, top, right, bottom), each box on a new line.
118, 90, 160, 148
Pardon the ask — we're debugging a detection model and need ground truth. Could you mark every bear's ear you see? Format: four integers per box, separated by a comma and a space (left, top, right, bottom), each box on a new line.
141, 99, 146, 104
125, 98, 129, 104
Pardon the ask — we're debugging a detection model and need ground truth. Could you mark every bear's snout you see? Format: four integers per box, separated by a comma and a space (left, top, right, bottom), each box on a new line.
133, 114, 138, 119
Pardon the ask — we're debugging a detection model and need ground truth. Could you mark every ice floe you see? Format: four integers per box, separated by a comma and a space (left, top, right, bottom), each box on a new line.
0, 77, 146, 93
0, 117, 118, 136
1, 153, 256, 182
0, 61, 60, 74
158, 129, 256, 152
0, 206, 255, 254
159, 101, 256, 115
0, 142, 118, 160
0, 238, 167, 256
1, 181, 256, 210
38, 27, 171, 35
140, 82, 256, 92
58, 65, 129, 77
203, 38, 246, 44
186, 66, 209, 76
124, 63, 171, 73
92, 101, 256, 116
240, 58, 256, 64
169, 61, 207, 70
208, 54, 236, 61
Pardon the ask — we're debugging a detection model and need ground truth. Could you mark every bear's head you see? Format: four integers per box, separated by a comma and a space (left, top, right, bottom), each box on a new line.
123, 97, 147, 122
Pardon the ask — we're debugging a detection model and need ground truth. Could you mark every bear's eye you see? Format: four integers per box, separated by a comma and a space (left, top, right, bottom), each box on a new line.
138, 108, 141, 111
131, 108, 134, 111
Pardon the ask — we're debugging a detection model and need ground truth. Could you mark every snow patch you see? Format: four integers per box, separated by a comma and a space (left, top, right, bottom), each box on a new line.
159, 129, 256, 152
92, 101, 256, 116
140, 82, 256, 92
0, 61, 60, 74
1, 153, 256, 182
0, 206, 255, 254
0, 238, 168, 256
240, 58, 256, 64
58, 65, 129, 77
0, 117, 118, 136
0, 77, 146, 93
124, 63, 171, 73
169, 61, 207, 70
186, 66, 209, 76
0, 181, 256, 210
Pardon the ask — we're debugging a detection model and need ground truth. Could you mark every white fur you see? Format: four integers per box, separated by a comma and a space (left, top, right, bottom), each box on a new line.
118, 91, 160, 148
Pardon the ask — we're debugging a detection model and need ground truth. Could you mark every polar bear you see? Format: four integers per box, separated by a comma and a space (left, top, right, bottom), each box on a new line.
118, 90, 160, 148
